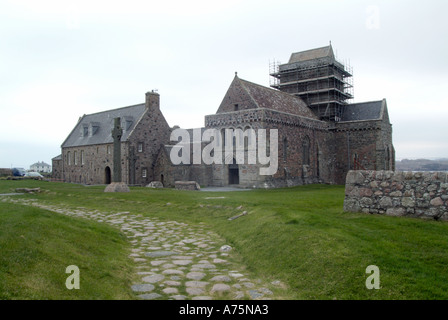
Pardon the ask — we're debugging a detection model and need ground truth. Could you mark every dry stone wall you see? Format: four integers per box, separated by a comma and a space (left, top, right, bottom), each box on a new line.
344, 170, 448, 221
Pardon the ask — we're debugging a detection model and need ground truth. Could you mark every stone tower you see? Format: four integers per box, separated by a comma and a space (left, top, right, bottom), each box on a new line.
270, 44, 353, 121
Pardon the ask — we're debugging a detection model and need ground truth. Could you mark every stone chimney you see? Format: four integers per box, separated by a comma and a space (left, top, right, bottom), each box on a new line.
145, 90, 160, 110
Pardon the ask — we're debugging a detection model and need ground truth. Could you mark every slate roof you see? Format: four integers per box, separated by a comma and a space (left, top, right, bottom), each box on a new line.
237, 77, 319, 120
61, 104, 146, 148
288, 45, 335, 64
340, 100, 384, 122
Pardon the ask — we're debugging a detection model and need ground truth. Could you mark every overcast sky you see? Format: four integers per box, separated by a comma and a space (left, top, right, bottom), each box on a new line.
1, 0, 447, 169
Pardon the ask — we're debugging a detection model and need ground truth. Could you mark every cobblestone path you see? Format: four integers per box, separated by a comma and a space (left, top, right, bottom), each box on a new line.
2, 197, 284, 300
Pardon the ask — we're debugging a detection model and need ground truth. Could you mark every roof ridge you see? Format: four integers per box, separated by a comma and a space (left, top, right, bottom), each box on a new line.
238, 77, 308, 102
291, 45, 331, 55
288, 45, 335, 63
349, 100, 383, 105
83, 103, 145, 117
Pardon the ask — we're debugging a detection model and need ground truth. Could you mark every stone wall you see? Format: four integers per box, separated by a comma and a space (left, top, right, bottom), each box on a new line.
51, 158, 62, 180
205, 108, 333, 187
127, 92, 172, 185
344, 170, 448, 220
62, 143, 116, 184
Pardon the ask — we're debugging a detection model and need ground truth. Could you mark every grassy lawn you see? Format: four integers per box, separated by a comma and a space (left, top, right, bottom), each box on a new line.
0, 189, 136, 299
1, 179, 448, 299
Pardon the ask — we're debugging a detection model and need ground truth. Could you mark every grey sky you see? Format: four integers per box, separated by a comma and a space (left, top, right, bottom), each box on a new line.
1, 0, 447, 169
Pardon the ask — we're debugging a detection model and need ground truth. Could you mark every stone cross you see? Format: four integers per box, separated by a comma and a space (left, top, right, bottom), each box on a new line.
112, 117, 123, 183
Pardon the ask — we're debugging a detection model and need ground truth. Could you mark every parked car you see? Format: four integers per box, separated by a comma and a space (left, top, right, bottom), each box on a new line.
12, 168, 26, 176
25, 172, 44, 178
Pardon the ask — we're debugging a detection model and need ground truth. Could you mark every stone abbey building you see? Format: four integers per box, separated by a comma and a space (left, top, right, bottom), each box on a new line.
52, 45, 395, 188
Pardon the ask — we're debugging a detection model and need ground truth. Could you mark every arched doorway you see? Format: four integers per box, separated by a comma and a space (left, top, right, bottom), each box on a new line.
160, 174, 164, 186
105, 166, 111, 184
228, 158, 239, 185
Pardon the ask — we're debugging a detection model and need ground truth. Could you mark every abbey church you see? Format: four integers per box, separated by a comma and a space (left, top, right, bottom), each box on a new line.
52, 45, 395, 188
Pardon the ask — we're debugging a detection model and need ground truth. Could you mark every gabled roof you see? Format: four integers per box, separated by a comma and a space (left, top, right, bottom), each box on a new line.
62, 104, 146, 148
288, 45, 335, 64
216, 75, 319, 120
340, 100, 387, 122
239, 78, 318, 119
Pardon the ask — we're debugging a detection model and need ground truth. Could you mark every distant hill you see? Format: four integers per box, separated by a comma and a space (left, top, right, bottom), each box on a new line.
396, 158, 448, 171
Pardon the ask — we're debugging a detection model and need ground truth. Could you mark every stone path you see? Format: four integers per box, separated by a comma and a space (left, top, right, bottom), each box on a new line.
2, 196, 284, 300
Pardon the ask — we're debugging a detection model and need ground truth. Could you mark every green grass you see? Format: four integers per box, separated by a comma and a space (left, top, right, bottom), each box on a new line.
1, 180, 448, 299
0, 196, 135, 299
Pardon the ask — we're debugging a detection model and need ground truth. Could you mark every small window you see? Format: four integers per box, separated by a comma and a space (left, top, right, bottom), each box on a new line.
302, 136, 310, 165
81, 150, 85, 165
82, 125, 88, 137
74, 151, 78, 165
125, 120, 133, 131
138, 142, 144, 153
283, 137, 288, 162
107, 145, 111, 154
142, 168, 147, 178
234, 104, 239, 111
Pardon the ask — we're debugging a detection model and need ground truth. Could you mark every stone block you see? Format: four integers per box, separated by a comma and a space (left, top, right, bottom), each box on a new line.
104, 182, 130, 193
401, 197, 415, 208
390, 191, 402, 197
370, 181, 379, 188
404, 171, 414, 180
380, 181, 389, 188
175, 181, 201, 191
379, 196, 392, 208
346, 171, 363, 185
416, 199, 430, 208
359, 187, 373, 197
343, 198, 360, 212
441, 211, 448, 221
386, 207, 405, 216
426, 207, 441, 219
403, 189, 414, 197
392, 171, 404, 182
360, 197, 373, 206
430, 197, 444, 206
146, 181, 164, 188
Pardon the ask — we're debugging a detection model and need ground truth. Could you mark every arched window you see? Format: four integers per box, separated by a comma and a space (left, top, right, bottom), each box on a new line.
302, 136, 310, 165
221, 128, 226, 147
244, 126, 251, 151
283, 137, 288, 162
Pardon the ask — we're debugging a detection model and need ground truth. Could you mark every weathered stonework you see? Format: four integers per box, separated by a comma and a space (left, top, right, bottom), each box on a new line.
344, 170, 448, 220
175, 181, 201, 191
104, 182, 130, 193
146, 181, 164, 188
54, 46, 395, 189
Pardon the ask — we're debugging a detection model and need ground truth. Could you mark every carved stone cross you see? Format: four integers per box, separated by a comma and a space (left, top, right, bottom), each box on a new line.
112, 117, 123, 183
